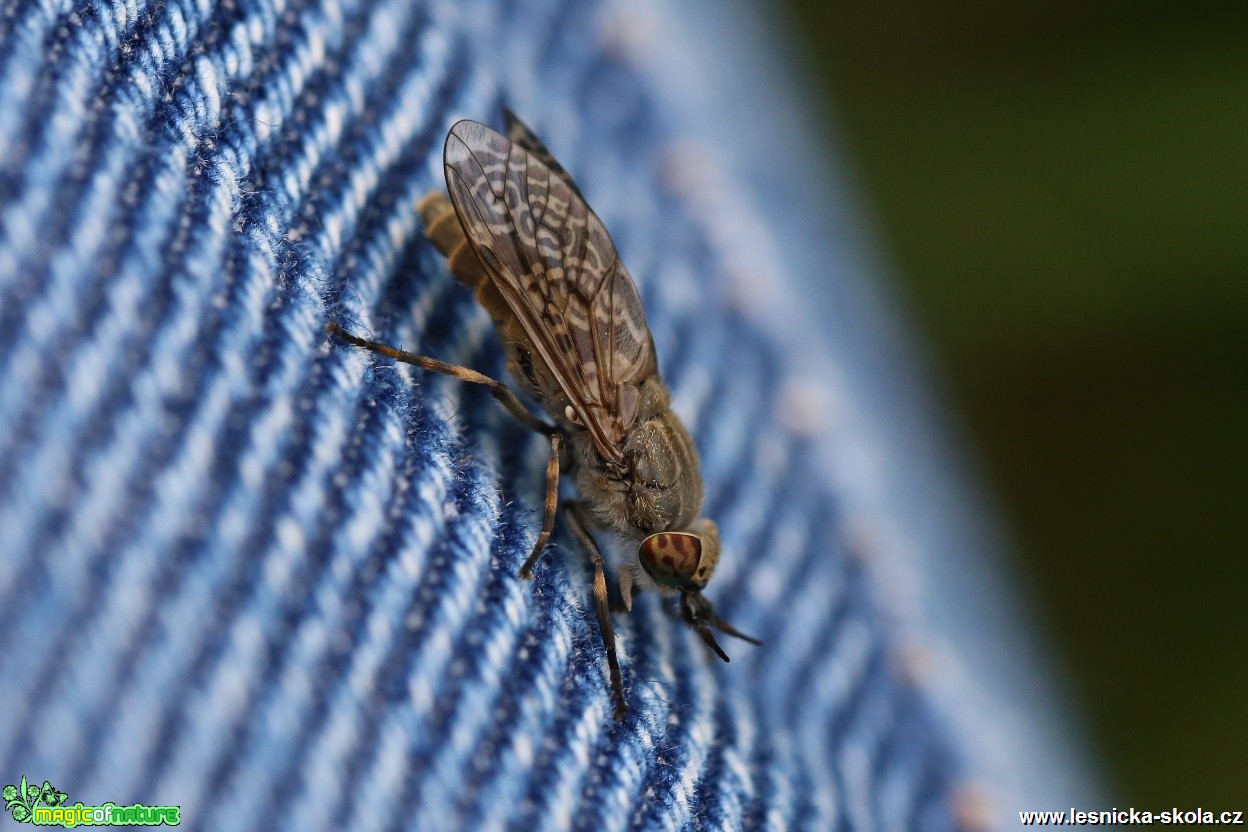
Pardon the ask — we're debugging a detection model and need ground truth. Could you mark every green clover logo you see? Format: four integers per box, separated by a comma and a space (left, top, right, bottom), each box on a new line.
3, 776, 69, 824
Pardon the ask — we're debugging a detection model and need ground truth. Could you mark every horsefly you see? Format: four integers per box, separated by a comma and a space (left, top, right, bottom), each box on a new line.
328, 110, 759, 717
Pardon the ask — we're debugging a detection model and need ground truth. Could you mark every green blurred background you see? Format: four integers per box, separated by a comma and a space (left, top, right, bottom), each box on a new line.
777, 0, 1247, 808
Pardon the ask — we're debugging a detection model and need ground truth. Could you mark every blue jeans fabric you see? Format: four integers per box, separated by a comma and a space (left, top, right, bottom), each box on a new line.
0, 0, 997, 829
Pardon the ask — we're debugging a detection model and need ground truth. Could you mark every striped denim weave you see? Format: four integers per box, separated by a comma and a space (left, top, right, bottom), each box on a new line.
0, 0, 972, 829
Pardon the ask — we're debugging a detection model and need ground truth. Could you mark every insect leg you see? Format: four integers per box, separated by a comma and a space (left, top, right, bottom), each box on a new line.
616, 567, 636, 612
328, 322, 567, 578
326, 323, 555, 436
564, 501, 628, 719
519, 431, 562, 580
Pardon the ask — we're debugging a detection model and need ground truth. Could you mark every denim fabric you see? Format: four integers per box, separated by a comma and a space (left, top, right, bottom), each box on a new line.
0, 0, 1033, 828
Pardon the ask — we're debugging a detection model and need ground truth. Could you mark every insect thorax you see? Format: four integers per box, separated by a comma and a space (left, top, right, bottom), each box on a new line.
571, 377, 705, 541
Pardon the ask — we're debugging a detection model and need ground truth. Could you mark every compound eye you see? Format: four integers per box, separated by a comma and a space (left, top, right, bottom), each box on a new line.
639, 532, 704, 590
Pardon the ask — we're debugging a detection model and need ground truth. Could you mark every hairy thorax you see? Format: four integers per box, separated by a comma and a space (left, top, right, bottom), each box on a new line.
571, 377, 704, 541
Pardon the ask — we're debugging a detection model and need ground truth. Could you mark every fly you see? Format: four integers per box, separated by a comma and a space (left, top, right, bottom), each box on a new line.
328, 109, 759, 717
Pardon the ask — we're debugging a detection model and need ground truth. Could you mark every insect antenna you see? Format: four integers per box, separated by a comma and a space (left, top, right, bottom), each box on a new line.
680, 590, 762, 662
711, 616, 764, 647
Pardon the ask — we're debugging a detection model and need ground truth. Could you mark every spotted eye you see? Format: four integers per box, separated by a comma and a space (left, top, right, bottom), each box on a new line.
639, 532, 704, 590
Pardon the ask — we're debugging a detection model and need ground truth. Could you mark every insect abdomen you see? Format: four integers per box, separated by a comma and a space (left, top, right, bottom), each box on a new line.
418, 191, 486, 290
418, 189, 564, 411
418, 190, 515, 325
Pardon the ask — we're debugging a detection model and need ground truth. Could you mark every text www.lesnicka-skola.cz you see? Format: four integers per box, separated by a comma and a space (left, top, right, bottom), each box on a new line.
1020, 808, 1244, 826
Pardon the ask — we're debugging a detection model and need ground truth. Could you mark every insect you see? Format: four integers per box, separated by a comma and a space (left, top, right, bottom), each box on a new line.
328, 109, 758, 717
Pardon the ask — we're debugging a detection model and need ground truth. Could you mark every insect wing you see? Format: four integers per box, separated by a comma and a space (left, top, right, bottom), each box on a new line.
503, 108, 584, 199
443, 119, 656, 462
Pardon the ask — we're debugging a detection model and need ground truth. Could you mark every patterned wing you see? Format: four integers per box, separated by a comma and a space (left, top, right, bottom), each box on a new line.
503, 108, 584, 199
443, 119, 656, 463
